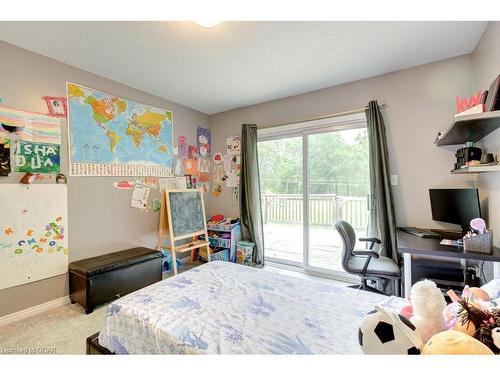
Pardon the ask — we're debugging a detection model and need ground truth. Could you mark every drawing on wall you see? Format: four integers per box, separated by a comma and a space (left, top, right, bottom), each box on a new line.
159, 176, 187, 192
0, 184, 68, 290
226, 135, 241, 155
213, 152, 222, 164
198, 158, 210, 173
42, 96, 67, 118
131, 185, 150, 208
152, 199, 161, 212
67, 83, 173, 177
11, 141, 60, 174
0, 106, 61, 144
212, 183, 222, 197
184, 158, 199, 175
178, 135, 187, 157
113, 180, 135, 189
174, 156, 184, 176
197, 127, 211, 157
0, 143, 11, 176
213, 164, 224, 183
188, 145, 197, 159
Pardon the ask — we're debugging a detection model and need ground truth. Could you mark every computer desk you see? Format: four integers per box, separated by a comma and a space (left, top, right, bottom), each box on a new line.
397, 229, 500, 298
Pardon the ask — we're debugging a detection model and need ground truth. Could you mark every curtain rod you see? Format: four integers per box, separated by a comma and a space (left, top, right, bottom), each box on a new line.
259, 103, 386, 129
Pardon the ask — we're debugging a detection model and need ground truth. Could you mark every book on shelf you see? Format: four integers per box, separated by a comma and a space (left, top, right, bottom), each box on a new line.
454, 104, 485, 118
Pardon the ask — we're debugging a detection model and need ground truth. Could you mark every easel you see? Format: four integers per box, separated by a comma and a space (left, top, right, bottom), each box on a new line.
157, 188, 210, 275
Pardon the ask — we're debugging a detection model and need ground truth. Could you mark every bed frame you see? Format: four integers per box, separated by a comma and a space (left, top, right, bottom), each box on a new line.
86, 332, 113, 355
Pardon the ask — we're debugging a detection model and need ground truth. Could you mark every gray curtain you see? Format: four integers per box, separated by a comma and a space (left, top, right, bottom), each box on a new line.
365, 101, 398, 264
239, 124, 265, 266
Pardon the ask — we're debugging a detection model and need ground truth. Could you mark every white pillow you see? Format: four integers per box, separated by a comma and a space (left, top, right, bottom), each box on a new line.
481, 279, 500, 300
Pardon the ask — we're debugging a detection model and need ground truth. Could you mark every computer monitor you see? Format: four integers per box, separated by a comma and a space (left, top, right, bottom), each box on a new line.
429, 188, 481, 233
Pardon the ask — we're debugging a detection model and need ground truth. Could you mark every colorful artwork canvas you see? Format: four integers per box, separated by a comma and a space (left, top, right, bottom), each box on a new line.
0, 106, 61, 144
0, 184, 68, 290
12, 141, 60, 174
67, 83, 173, 177
197, 127, 211, 157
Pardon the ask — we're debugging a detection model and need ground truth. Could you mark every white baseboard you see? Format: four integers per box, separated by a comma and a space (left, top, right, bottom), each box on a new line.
0, 295, 70, 327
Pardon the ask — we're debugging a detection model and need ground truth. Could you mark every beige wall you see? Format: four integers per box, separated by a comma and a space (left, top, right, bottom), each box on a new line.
0, 41, 209, 317
209, 55, 478, 227
472, 22, 500, 245
3, 23, 499, 317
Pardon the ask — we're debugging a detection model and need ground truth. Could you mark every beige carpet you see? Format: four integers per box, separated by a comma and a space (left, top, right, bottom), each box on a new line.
0, 264, 347, 355
0, 302, 107, 355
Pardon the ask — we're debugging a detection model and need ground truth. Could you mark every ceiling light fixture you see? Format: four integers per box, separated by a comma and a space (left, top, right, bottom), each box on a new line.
194, 21, 223, 28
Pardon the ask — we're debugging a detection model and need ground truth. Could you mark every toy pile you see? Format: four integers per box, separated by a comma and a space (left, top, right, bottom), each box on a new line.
359, 279, 500, 355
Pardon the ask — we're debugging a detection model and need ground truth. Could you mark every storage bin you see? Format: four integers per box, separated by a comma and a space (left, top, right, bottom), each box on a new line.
160, 250, 183, 274
463, 231, 493, 254
236, 241, 255, 264
201, 235, 231, 249
198, 248, 230, 262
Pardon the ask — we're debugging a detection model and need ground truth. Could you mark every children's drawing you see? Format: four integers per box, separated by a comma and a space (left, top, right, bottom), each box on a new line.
213, 152, 222, 164
184, 159, 199, 175
188, 145, 198, 159
42, 96, 67, 118
0, 106, 61, 144
113, 180, 134, 190
197, 127, 211, 157
0, 184, 68, 290
178, 135, 187, 157
12, 140, 60, 174
131, 186, 150, 209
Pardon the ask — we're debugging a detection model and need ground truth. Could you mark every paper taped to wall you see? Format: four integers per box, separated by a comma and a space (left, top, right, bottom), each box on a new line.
0, 184, 68, 290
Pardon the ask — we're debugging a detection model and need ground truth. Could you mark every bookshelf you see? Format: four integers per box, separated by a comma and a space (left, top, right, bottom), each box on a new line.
435, 111, 500, 146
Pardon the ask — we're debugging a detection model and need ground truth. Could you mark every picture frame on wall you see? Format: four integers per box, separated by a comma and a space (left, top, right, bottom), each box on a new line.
43, 96, 68, 118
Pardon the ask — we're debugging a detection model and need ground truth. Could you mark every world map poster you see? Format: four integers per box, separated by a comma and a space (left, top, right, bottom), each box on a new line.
67, 83, 173, 176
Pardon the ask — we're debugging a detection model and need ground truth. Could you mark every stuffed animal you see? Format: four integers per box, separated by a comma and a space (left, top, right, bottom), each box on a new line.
358, 306, 423, 355
456, 298, 500, 354
492, 327, 500, 351
399, 305, 413, 320
422, 330, 493, 355
409, 280, 447, 342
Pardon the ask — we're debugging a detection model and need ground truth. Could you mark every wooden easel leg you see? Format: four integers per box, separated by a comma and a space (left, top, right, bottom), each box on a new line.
206, 245, 211, 263
172, 250, 178, 275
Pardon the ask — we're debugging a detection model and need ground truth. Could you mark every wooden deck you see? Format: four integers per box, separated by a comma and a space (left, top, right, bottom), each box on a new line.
263, 222, 366, 273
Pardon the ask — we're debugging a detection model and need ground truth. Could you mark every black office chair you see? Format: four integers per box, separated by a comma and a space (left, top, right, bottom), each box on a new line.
335, 220, 401, 296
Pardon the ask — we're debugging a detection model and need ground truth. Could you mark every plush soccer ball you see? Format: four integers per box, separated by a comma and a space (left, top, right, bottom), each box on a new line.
358, 306, 423, 355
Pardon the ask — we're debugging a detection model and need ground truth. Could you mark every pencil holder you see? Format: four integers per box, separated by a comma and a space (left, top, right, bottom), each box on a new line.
463, 230, 493, 254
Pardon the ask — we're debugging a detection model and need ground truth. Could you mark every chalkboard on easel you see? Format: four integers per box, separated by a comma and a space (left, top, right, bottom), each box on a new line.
157, 188, 210, 275
168, 190, 205, 238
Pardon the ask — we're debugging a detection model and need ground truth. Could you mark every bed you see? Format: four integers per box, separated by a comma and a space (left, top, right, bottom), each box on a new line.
97, 261, 406, 354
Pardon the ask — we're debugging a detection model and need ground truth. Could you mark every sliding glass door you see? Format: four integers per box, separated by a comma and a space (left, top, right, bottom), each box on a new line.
258, 136, 304, 266
258, 113, 369, 280
306, 128, 369, 274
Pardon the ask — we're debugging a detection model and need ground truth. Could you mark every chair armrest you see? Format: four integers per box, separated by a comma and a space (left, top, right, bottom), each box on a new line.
352, 250, 380, 259
359, 237, 382, 244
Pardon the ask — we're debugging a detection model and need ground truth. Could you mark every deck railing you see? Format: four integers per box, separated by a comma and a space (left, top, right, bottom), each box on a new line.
261, 193, 368, 230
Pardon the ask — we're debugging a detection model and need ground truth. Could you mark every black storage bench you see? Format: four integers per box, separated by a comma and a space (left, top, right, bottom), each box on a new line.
69, 247, 162, 314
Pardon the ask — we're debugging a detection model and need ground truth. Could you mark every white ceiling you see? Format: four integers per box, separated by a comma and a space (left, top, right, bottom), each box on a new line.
0, 21, 488, 114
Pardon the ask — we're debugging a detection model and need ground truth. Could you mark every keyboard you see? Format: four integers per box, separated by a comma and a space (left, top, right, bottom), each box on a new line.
399, 227, 441, 239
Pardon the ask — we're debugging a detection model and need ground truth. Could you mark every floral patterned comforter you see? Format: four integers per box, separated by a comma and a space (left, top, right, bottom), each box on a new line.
98, 261, 405, 354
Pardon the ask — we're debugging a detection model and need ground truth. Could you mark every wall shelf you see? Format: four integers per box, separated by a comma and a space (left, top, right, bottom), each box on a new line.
435, 110, 500, 146
450, 164, 500, 174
